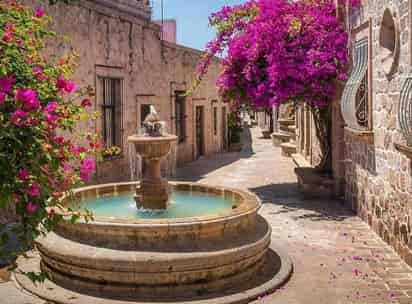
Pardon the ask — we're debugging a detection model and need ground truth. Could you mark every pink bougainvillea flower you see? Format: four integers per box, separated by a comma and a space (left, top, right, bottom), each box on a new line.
2, 23, 14, 42
80, 157, 95, 182
24, 97, 41, 110
15, 88, 40, 110
26, 201, 39, 215
32, 65, 42, 74
34, 7, 44, 18
0, 75, 14, 93
44, 101, 58, 113
0, 92, 6, 104
45, 113, 58, 125
27, 182, 41, 197
56, 75, 76, 93
63, 162, 72, 174
17, 168, 30, 180
70, 144, 86, 156
53, 136, 65, 145
81, 98, 92, 108
10, 109, 28, 126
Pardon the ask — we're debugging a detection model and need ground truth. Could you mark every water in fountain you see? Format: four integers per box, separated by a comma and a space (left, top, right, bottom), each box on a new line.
128, 142, 142, 182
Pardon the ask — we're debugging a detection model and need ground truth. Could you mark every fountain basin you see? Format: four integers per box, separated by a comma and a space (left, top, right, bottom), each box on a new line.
15, 182, 293, 303
29, 182, 281, 300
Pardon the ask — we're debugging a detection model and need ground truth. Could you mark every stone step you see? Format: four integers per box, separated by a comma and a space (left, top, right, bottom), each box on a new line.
278, 119, 295, 127
294, 167, 336, 199
271, 132, 294, 147
278, 119, 295, 132
280, 142, 297, 157
287, 125, 296, 133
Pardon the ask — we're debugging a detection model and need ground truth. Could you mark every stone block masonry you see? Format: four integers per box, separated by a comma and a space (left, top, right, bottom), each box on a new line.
22, 0, 227, 184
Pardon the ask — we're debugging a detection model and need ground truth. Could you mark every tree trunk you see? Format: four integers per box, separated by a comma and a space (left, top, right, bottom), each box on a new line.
311, 104, 332, 173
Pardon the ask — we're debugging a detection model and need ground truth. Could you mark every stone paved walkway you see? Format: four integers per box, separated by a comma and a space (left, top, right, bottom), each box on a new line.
2, 127, 412, 303
176, 127, 412, 304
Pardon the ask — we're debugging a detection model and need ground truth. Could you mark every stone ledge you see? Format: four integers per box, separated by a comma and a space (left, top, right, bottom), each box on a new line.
294, 167, 336, 199
271, 132, 293, 147
280, 142, 296, 158
344, 127, 374, 144
15, 246, 293, 304
278, 119, 295, 126
291, 154, 336, 199
394, 143, 412, 159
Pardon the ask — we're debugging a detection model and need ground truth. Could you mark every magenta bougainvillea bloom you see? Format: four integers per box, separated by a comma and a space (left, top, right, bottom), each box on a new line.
0, 75, 14, 92
15, 88, 40, 110
2, 23, 14, 42
10, 108, 28, 126
17, 168, 30, 180
26, 201, 39, 215
80, 157, 95, 182
197, 0, 358, 109
57, 75, 76, 93
27, 182, 41, 197
34, 7, 44, 18
81, 98, 92, 108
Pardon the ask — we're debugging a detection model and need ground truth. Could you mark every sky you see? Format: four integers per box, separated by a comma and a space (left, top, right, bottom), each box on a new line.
152, 0, 245, 51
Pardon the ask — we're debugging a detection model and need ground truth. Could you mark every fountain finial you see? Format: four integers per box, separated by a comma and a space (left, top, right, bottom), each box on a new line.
143, 106, 163, 137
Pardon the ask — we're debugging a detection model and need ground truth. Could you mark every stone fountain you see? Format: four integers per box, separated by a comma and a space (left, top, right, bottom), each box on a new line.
127, 106, 177, 209
15, 107, 293, 304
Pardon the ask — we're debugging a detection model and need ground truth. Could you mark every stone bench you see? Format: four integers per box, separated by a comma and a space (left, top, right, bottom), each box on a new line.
292, 153, 336, 199
271, 132, 294, 147
280, 142, 297, 157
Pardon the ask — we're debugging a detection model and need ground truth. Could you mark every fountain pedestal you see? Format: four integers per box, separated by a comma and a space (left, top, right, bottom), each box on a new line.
128, 135, 177, 210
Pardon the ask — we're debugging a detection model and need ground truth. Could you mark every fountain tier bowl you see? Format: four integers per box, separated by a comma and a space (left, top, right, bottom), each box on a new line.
18, 182, 293, 303
127, 134, 177, 159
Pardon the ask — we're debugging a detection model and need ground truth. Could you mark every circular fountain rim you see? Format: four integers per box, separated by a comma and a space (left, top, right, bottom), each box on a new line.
59, 182, 261, 225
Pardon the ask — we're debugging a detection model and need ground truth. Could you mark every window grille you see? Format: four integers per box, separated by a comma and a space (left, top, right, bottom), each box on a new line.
398, 78, 412, 145
101, 77, 122, 148
341, 38, 370, 130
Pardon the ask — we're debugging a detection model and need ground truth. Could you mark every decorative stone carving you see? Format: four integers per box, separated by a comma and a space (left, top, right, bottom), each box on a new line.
379, 8, 400, 76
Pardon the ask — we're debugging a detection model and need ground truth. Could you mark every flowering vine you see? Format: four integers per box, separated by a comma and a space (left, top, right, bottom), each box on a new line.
0, 0, 100, 273
196, 0, 359, 170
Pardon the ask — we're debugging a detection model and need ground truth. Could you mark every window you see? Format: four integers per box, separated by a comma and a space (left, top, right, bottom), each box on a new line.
341, 38, 370, 131
398, 78, 412, 146
213, 107, 218, 136
141, 104, 151, 126
100, 77, 122, 149
174, 91, 186, 143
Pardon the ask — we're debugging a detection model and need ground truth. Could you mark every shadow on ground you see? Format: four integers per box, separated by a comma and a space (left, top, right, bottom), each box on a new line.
250, 183, 355, 222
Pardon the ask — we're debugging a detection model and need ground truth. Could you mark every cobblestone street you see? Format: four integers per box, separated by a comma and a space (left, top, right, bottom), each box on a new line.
176, 127, 412, 304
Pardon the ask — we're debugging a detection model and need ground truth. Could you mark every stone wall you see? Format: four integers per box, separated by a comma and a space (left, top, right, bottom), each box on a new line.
343, 0, 412, 265
23, 0, 226, 184
292, 0, 412, 264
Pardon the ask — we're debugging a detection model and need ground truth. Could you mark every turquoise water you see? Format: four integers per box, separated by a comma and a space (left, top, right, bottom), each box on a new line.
77, 191, 234, 219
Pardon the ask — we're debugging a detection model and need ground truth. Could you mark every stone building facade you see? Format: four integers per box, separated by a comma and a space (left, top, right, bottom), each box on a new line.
293, 0, 412, 265
23, 0, 227, 183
